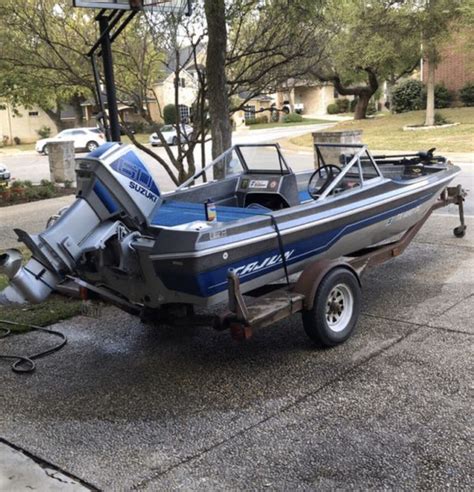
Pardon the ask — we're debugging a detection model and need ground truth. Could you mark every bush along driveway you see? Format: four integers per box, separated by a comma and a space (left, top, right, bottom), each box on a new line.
0, 180, 75, 207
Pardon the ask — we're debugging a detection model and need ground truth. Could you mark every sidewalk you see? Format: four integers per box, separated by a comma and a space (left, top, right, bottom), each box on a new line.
0, 441, 90, 491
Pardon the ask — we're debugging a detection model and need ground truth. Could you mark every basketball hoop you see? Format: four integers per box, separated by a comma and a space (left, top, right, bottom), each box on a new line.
73, 0, 192, 15
134, 0, 192, 15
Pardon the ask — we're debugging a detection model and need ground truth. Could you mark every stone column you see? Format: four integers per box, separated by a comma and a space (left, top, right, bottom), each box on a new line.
48, 141, 75, 185
312, 130, 363, 168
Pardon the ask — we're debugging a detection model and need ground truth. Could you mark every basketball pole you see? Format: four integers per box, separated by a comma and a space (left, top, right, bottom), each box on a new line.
87, 8, 138, 143
98, 14, 121, 142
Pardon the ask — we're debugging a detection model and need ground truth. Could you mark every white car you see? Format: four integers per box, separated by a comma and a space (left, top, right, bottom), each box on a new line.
0, 163, 11, 184
35, 128, 106, 155
149, 125, 193, 146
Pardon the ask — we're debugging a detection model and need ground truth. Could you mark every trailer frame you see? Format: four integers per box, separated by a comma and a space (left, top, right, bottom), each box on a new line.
214, 184, 467, 342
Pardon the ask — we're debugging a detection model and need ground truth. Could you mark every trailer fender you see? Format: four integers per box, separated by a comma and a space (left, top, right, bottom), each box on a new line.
294, 259, 361, 311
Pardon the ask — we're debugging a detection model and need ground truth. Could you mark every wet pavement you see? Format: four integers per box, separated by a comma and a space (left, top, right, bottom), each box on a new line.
0, 213, 472, 490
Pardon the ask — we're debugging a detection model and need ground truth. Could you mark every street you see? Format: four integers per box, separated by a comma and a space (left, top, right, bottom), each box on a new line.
0, 124, 333, 190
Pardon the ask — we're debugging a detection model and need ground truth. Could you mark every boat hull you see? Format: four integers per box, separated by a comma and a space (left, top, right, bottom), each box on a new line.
146, 177, 451, 307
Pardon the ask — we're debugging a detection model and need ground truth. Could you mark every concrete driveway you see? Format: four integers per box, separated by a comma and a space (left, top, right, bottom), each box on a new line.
0, 212, 472, 489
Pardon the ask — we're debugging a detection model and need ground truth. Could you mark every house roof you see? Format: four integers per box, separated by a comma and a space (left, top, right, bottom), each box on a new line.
163, 44, 206, 75
238, 91, 274, 102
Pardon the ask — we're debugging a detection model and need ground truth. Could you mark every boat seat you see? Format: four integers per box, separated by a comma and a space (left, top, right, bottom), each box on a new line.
150, 201, 270, 227
298, 190, 312, 203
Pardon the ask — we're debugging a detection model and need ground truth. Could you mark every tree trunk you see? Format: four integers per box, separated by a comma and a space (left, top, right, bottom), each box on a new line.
42, 106, 65, 132
424, 53, 436, 126
70, 94, 85, 126
204, 0, 233, 178
354, 93, 370, 120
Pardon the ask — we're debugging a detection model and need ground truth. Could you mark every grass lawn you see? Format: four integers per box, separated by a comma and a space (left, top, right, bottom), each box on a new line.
0, 142, 36, 154
0, 247, 83, 330
248, 118, 333, 131
290, 107, 474, 153
121, 132, 150, 145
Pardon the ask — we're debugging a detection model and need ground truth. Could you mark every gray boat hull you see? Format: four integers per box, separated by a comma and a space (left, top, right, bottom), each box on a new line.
0, 142, 460, 309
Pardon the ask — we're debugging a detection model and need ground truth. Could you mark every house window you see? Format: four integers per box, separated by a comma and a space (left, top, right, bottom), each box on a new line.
333, 87, 339, 99
244, 105, 255, 121
28, 111, 39, 117
179, 104, 189, 122
174, 77, 186, 88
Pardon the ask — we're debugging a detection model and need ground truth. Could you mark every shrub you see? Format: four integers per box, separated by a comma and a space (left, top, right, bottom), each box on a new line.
244, 115, 268, 125
460, 82, 474, 106
38, 187, 54, 199
40, 179, 55, 191
434, 84, 454, 108
434, 112, 451, 125
422, 84, 454, 108
327, 103, 339, 114
25, 187, 41, 201
13, 136, 21, 145
163, 104, 177, 124
366, 99, 377, 116
392, 79, 424, 113
283, 112, 303, 123
10, 180, 27, 189
11, 179, 33, 190
126, 121, 145, 134
37, 125, 52, 139
335, 98, 350, 113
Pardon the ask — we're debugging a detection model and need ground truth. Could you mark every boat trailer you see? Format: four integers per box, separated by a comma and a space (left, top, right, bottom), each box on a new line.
211, 184, 467, 344
75, 184, 466, 347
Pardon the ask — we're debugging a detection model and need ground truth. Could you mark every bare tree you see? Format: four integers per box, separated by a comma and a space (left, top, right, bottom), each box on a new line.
204, 0, 233, 167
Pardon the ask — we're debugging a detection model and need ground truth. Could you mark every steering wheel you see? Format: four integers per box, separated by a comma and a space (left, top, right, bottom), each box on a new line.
308, 165, 342, 199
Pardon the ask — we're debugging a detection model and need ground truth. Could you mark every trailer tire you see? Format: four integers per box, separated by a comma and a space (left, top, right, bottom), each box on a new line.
302, 267, 361, 347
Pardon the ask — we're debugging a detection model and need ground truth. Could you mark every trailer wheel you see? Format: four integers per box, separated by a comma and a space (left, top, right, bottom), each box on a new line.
302, 267, 361, 347
453, 225, 466, 238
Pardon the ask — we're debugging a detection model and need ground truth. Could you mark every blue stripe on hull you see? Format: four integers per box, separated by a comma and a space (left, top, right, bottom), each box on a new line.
158, 190, 435, 297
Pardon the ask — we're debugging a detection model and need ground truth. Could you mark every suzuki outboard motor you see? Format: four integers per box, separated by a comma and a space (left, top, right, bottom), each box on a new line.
0, 143, 161, 305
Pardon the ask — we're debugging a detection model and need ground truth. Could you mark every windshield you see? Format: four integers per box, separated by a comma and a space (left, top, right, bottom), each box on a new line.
161, 125, 174, 132
178, 148, 245, 189
237, 145, 289, 173
311, 143, 382, 198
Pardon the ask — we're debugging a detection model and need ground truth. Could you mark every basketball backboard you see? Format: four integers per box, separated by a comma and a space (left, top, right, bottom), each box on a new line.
73, 0, 191, 13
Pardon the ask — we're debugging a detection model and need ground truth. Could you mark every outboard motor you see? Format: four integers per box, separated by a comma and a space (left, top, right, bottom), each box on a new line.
0, 143, 161, 305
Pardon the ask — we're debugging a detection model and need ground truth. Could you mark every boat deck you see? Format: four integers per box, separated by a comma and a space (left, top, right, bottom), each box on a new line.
151, 191, 312, 227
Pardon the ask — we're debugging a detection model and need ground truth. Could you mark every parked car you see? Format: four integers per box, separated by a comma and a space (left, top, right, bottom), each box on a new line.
149, 125, 193, 146
35, 128, 106, 155
0, 163, 11, 185
282, 100, 304, 114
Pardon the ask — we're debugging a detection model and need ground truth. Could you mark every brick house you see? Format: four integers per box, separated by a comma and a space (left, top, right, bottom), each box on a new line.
421, 31, 473, 94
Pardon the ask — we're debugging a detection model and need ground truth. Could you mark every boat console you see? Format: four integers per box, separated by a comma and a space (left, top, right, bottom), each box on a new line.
236, 172, 300, 209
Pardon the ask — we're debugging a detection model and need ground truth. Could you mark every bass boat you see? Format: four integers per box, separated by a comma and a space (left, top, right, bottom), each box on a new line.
0, 142, 462, 313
